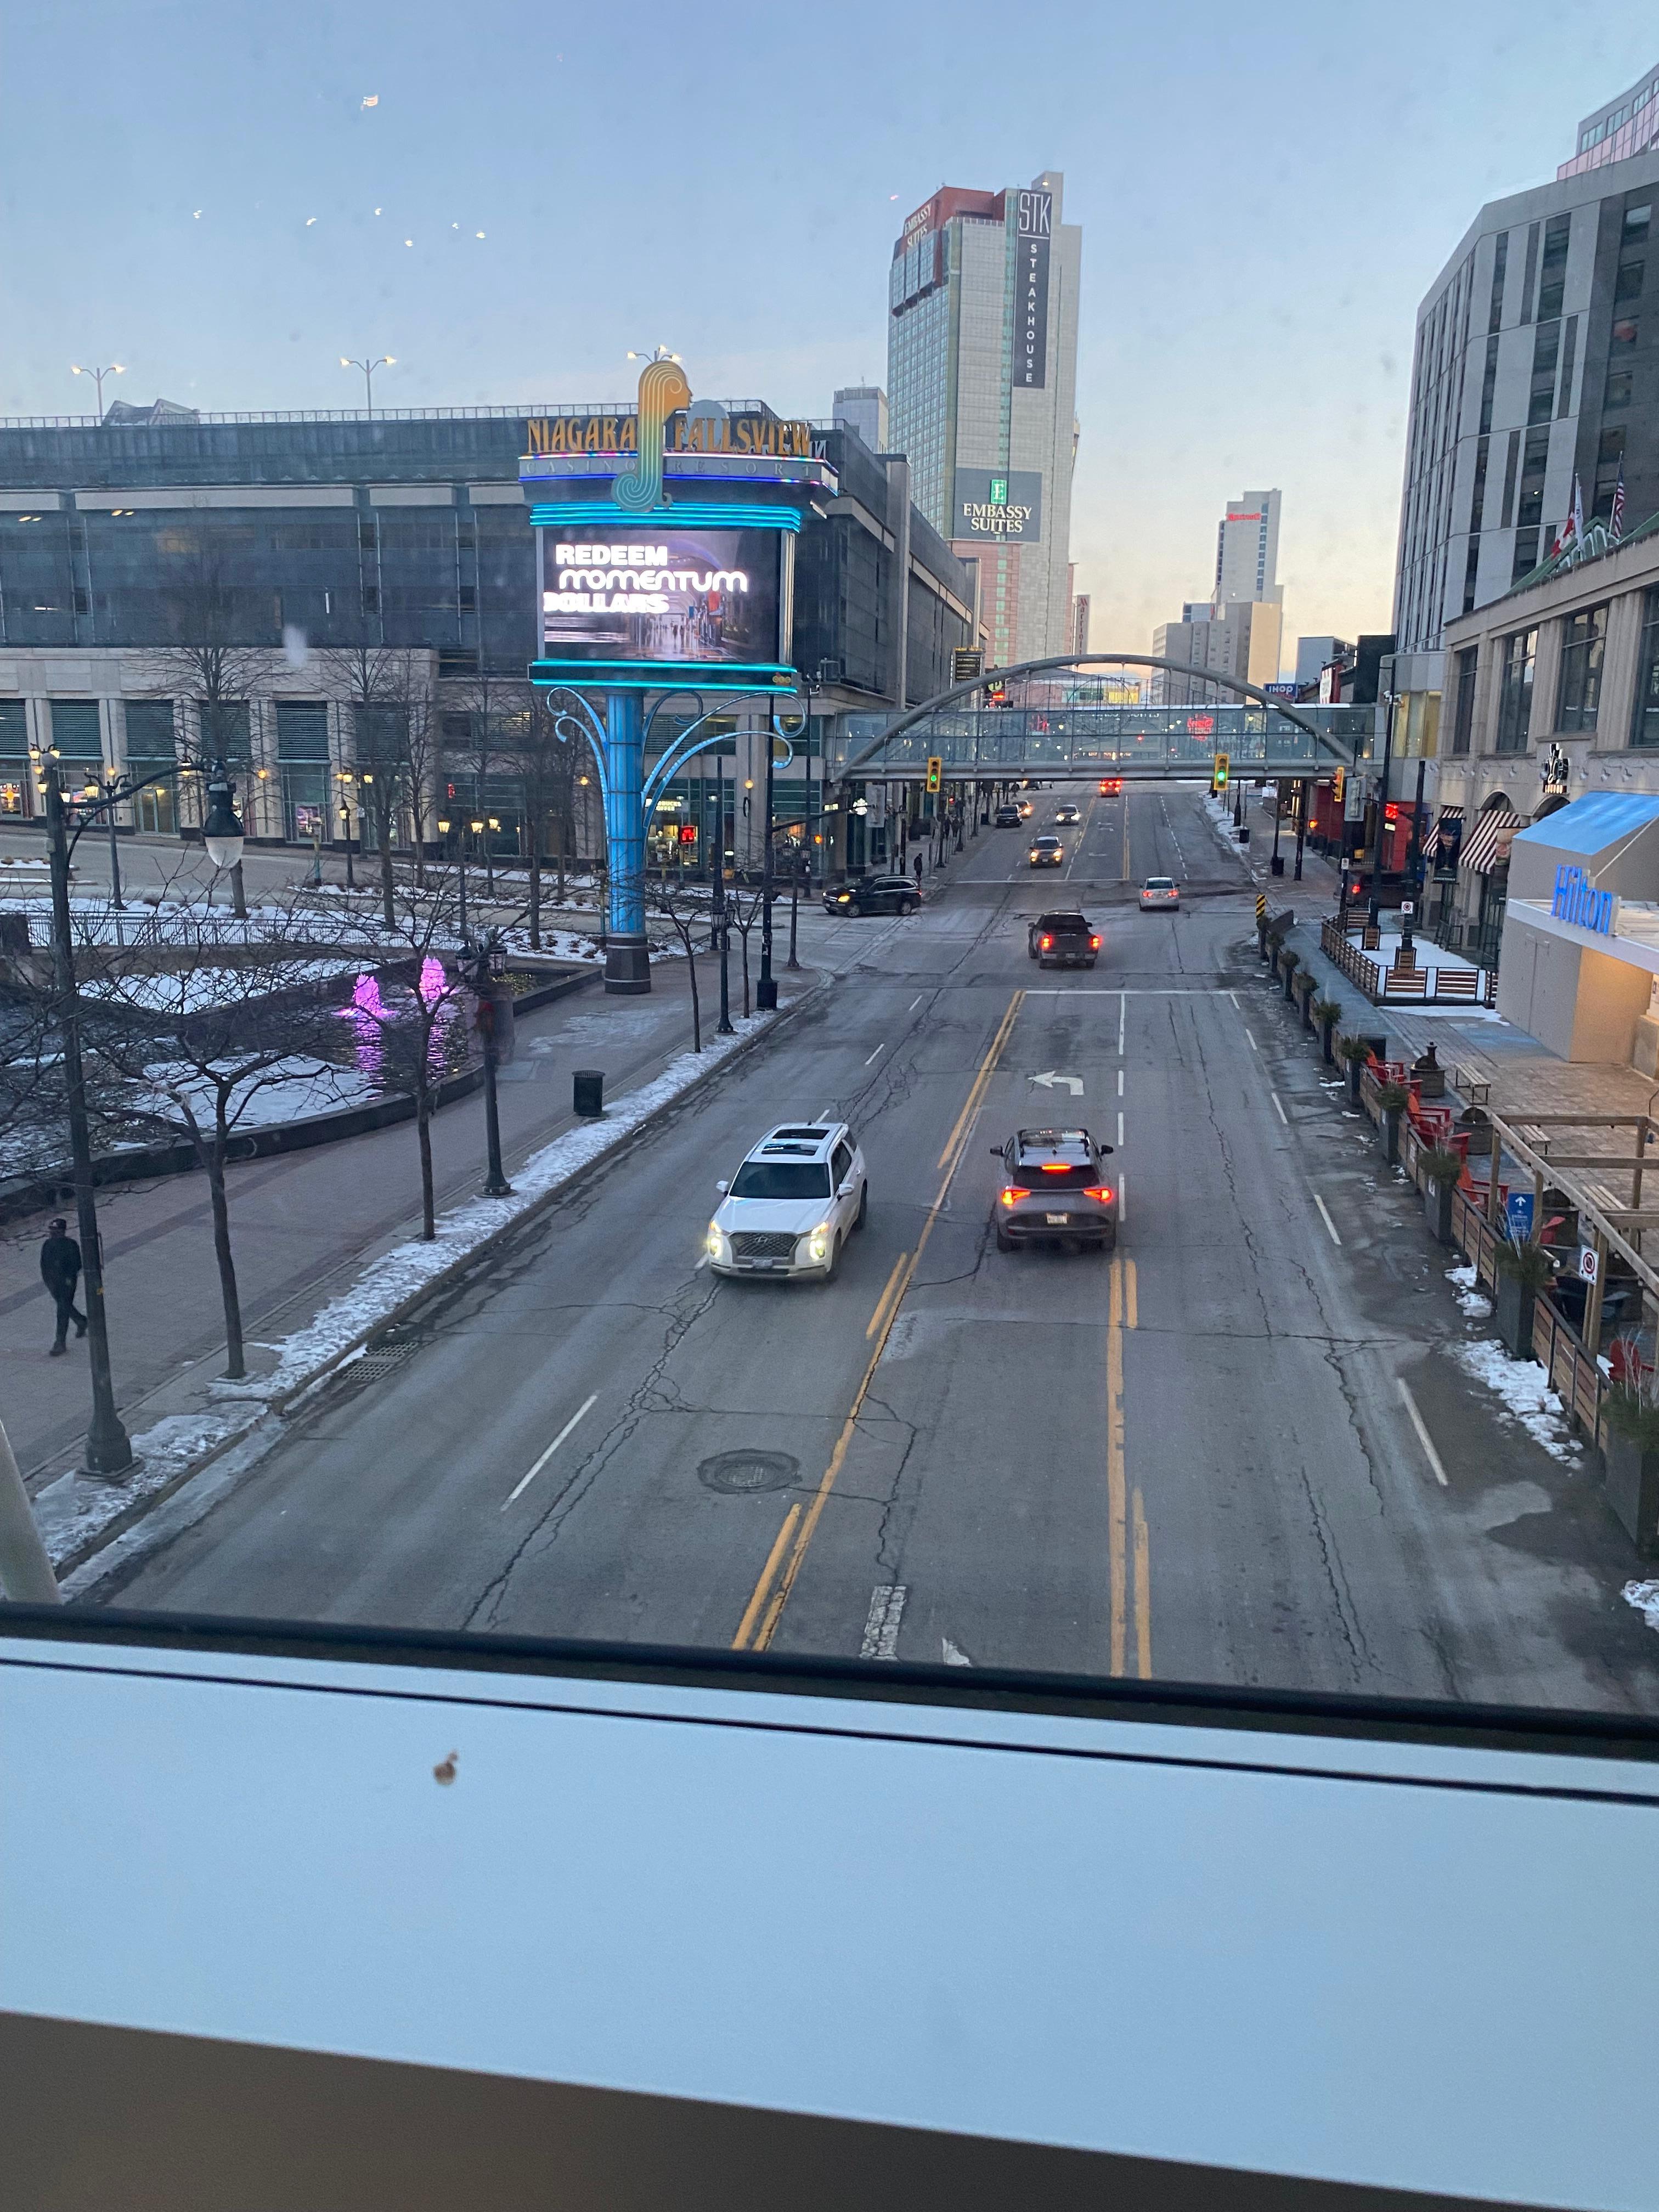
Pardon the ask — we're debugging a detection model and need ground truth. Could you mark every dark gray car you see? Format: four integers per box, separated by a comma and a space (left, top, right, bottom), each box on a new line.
990, 1127, 1117, 1252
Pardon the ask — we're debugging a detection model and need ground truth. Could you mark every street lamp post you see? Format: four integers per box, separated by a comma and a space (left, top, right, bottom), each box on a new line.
787, 844, 802, 970
1367, 691, 1398, 925
32, 746, 244, 1478
340, 354, 395, 416
469, 934, 513, 1199
337, 791, 356, 890
70, 362, 125, 416
757, 721, 778, 1012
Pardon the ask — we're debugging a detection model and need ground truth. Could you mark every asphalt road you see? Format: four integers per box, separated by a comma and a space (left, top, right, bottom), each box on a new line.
111, 784, 1659, 1711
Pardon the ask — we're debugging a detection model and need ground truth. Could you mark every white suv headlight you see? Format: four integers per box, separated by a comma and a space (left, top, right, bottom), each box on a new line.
706, 1223, 724, 1259
806, 1223, 831, 1262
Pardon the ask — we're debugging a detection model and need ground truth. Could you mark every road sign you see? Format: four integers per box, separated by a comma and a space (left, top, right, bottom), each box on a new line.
1504, 1192, 1534, 1242
1028, 1070, 1084, 1096
1255, 894, 1267, 921
1212, 751, 1231, 794
926, 755, 943, 794
1578, 1245, 1599, 1284
952, 648, 983, 682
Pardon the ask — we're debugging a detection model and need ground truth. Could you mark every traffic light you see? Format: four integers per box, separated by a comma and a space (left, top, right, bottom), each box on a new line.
1333, 765, 1345, 806
1212, 751, 1231, 794
926, 755, 943, 794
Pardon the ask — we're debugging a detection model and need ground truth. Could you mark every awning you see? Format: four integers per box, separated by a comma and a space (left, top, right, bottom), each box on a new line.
1458, 805, 1521, 876
1421, 806, 1464, 861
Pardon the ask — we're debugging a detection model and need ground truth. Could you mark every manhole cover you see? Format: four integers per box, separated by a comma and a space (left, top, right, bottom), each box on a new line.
697, 1450, 799, 1496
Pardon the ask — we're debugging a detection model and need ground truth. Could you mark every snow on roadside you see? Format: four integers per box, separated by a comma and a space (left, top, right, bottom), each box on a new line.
1623, 1581, 1659, 1634
1445, 1263, 1493, 1321
1200, 795, 1254, 868
1450, 1337, 1579, 1463
36, 1008, 777, 1571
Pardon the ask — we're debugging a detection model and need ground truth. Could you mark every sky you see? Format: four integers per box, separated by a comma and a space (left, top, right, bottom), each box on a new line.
3, 1, 1655, 670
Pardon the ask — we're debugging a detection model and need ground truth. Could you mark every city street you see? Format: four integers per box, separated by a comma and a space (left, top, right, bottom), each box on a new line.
110, 784, 1659, 1709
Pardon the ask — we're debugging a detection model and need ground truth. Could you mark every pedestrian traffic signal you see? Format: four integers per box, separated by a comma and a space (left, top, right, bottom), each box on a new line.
1212, 751, 1231, 794
926, 756, 943, 794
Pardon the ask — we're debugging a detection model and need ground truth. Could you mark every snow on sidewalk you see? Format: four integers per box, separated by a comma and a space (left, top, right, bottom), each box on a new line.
36, 1008, 777, 1572
1449, 1336, 1579, 1463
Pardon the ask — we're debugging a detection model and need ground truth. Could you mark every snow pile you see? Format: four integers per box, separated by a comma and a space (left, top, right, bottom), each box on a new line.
39, 1007, 779, 1572
1446, 1263, 1493, 1321
1623, 1581, 1659, 1634
1200, 795, 1253, 867
1451, 1338, 1578, 1462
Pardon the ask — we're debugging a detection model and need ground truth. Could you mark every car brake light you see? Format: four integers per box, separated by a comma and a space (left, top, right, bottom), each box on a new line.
1090, 935, 1101, 949
1040, 1163, 1073, 1173
1040, 934, 1052, 949
1084, 1186, 1113, 1203
999, 1187, 1030, 1206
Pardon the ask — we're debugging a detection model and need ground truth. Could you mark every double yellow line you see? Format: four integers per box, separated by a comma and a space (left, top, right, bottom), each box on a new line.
732, 989, 1025, 1653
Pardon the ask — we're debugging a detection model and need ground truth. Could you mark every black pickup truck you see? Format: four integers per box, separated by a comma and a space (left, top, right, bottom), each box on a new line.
1026, 910, 1101, 968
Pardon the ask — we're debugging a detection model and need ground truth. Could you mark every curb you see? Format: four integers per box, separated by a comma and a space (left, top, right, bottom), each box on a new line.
54, 968, 833, 1587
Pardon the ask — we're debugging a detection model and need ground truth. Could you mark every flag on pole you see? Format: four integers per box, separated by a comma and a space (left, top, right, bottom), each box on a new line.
1610, 464, 1626, 543
1572, 471, 1586, 550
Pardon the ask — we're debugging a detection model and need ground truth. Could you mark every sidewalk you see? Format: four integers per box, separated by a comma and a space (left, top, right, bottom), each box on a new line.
1277, 899, 1659, 1126
1, 921, 838, 1487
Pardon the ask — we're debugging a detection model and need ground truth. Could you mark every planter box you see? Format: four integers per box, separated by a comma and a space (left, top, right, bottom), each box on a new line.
1494, 1273, 1536, 1361
1424, 1179, 1455, 1244
1602, 1427, 1659, 1558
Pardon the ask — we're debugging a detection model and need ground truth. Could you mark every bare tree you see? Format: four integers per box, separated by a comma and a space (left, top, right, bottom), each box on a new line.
147, 527, 267, 919
648, 885, 704, 1053
728, 884, 764, 1019
84, 911, 353, 1378
498, 694, 588, 950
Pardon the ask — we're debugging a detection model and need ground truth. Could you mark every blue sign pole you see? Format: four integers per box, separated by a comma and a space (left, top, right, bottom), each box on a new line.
602, 690, 650, 993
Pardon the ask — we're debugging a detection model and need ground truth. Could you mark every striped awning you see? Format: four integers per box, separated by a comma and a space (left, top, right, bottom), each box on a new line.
1458, 805, 1521, 876
1421, 806, 1464, 860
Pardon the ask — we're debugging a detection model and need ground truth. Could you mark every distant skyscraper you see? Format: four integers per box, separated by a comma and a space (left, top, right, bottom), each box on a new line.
832, 386, 889, 453
1215, 489, 1283, 609
887, 171, 1082, 667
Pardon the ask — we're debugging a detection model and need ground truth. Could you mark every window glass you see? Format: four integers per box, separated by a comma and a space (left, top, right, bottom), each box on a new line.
1496, 628, 1537, 751
1451, 648, 1477, 754
1634, 589, 1659, 748
1556, 605, 1607, 734
49, 698, 104, 758
729, 1161, 832, 1200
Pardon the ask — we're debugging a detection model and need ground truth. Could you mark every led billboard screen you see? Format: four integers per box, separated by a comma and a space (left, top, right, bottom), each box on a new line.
539, 528, 781, 667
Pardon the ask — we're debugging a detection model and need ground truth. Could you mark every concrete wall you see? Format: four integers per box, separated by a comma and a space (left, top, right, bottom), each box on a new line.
1497, 907, 1654, 1060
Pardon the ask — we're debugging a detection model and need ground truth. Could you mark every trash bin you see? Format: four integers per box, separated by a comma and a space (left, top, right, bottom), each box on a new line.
573, 1069, 605, 1118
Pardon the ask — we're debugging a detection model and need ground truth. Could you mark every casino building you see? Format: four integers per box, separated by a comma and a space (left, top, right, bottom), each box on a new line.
0, 398, 977, 871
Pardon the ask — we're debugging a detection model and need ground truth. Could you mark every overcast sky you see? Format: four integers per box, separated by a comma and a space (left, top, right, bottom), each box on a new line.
3, 1, 1653, 668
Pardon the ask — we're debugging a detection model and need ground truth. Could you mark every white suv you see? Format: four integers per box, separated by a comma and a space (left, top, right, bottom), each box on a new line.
706, 1122, 868, 1282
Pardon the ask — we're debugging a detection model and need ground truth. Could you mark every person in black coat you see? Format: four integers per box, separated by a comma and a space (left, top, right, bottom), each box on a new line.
40, 1217, 88, 1356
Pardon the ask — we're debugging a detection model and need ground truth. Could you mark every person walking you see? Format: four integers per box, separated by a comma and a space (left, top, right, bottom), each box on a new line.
913, 851, 924, 894
41, 1218, 88, 1357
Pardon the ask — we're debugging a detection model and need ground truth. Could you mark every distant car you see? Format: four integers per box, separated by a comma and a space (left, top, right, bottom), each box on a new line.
1017, 799, 1035, 819
1027, 911, 1100, 967
994, 804, 1022, 827
1054, 804, 1081, 825
1139, 876, 1180, 910
707, 1122, 868, 1282
1029, 834, 1064, 868
990, 1127, 1116, 1253
823, 872, 921, 917
1099, 777, 1123, 795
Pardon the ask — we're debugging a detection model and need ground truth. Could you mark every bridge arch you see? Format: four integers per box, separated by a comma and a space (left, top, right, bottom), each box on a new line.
834, 652, 1352, 785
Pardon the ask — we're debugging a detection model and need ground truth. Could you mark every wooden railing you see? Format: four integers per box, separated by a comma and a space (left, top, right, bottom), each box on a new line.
1318, 916, 1496, 1006
1533, 1294, 1604, 1438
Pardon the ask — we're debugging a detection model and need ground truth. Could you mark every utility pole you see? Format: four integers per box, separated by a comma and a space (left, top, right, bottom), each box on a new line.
1367, 691, 1397, 924
712, 755, 733, 1035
